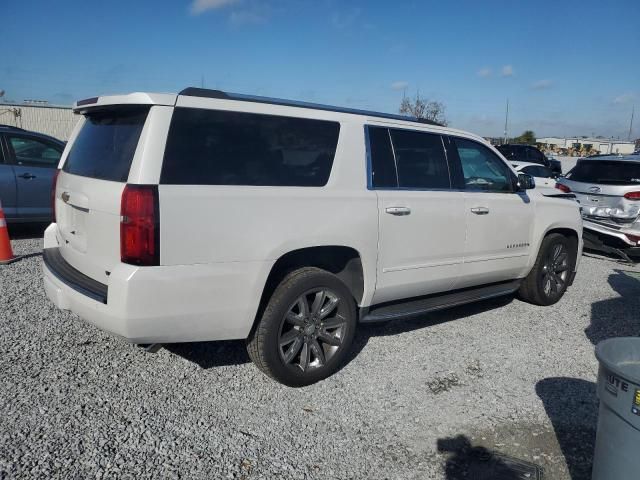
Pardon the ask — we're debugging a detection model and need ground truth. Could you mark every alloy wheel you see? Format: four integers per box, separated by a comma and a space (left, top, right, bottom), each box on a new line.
278, 288, 347, 372
540, 242, 569, 297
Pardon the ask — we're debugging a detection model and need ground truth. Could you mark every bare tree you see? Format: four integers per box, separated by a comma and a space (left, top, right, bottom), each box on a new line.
399, 93, 448, 126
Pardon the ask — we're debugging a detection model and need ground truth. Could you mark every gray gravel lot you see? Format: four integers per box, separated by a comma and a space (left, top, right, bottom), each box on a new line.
1, 230, 639, 479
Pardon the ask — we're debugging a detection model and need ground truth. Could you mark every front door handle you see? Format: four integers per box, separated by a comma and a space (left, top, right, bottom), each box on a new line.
470, 207, 490, 215
385, 206, 411, 216
18, 173, 36, 180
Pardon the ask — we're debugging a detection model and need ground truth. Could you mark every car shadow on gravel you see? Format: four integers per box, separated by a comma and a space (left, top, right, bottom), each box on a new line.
166, 296, 515, 371
586, 269, 640, 345
345, 295, 515, 367
7, 222, 48, 239
437, 434, 542, 479
536, 377, 598, 480
164, 340, 251, 368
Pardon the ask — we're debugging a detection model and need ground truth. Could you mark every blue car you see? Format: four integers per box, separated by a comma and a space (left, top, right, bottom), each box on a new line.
0, 125, 65, 222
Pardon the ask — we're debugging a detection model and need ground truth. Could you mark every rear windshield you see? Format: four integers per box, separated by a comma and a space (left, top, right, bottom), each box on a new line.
63, 106, 149, 182
161, 108, 340, 186
565, 160, 640, 185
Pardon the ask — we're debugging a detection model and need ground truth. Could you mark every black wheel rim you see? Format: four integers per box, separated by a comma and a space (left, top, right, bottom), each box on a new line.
540, 242, 569, 297
278, 288, 347, 373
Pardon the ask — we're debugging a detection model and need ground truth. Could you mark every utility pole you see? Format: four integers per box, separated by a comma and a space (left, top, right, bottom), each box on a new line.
629, 105, 635, 141
503, 99, 509, 144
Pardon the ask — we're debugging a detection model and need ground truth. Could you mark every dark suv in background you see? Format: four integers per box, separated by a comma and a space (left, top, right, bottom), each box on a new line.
497, 144, 562, 175
0, 125, 65, 222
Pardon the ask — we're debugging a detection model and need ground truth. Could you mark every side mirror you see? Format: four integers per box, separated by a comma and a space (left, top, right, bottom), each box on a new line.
517, 173, 535, 190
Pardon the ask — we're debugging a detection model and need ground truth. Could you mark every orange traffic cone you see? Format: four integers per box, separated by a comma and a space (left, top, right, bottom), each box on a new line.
0, 199, 19, 265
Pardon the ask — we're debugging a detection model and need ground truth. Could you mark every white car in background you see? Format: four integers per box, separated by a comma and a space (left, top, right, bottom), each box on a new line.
511, 161, 558, 190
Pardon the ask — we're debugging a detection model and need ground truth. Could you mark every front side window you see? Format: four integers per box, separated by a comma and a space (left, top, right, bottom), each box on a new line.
389, 129, 450, 189
161, 108, 340, 186
8, 136, 62, 168
454, 138, 514, 192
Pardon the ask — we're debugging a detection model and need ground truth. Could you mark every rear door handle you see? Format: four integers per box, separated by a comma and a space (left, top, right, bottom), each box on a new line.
470, 207, 489, 215
18, 173, 36, 180
385, 206, 411, 216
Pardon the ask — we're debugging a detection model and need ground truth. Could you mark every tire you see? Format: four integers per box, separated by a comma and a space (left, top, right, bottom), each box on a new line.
518, 233, 576, 306
247, 267, 357, 387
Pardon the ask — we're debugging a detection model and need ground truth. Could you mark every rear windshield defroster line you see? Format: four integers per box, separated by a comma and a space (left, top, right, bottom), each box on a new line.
63, 106, 150, 182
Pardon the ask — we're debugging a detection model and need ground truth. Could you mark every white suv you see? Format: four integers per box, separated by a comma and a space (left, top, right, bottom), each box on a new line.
43, 88, 583, 386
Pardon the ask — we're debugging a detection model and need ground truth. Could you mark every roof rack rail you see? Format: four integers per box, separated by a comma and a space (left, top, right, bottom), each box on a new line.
178, 87, 442, 127
0, 124, 25, 131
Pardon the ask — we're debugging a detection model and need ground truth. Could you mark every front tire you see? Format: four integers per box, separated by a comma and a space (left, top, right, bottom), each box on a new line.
518, 233, 576, 306
247, 267, 357, 387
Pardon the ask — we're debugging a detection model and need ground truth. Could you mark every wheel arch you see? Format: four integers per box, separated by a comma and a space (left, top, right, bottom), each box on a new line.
251, 245, 365, 334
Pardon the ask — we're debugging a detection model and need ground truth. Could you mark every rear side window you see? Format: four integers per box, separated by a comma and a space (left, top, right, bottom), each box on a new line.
389, 129, 450, 189
63, 107, 149, 182
161, 108, 340, 186
367, 126, 397, 188
566, 160, 640, 185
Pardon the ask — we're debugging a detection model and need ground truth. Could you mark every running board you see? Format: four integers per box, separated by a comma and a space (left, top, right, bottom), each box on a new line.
361, 280, 522, 323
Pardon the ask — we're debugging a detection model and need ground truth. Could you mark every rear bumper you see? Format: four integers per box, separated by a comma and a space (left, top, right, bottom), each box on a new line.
583, 220, 640, 256
42, 224, 270, 343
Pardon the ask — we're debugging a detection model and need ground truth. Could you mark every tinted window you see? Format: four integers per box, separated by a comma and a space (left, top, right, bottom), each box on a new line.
526, 147, 545, 164
368, 127, 397, 188
566, 160, 640, 185
63, 107, 149, 182
496, 145, 513, 158
8, 136, 62, 168
389, 129, 450, 189
454, 138, 514, 192
161, 108, 340, 186
521, 165, 553, 178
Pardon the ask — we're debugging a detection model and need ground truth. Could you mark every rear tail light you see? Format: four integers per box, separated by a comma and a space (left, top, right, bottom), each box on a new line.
555, 183, 571, 193
51, 169, 60, 222
623, 191, 640, 200
625, 233, 640, 245
120, 185, 159, 266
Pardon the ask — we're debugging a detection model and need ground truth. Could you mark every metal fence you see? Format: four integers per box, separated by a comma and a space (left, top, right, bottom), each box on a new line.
0, 103, 79, 141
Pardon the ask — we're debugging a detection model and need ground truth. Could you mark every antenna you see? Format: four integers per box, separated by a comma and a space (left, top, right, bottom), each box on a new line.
629, 105, 635, 141
503, 99, 509, 144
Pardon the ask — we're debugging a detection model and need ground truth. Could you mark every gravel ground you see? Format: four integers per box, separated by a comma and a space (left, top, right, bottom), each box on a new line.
1, 229, 639, 479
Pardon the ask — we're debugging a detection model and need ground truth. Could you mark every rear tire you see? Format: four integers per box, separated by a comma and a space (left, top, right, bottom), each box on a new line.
247, 267, 357, 387
518, 233, 576, 306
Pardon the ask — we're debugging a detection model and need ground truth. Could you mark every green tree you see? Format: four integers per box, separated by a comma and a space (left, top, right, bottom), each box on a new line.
513, 130, 536, 144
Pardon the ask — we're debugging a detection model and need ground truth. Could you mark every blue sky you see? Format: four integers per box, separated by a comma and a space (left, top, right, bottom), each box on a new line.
2, 0, 638, 138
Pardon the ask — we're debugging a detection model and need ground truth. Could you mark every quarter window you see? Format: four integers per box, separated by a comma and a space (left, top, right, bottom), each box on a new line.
8, 136, 62, 168
389, 129, 450, 189
161, 108, 340, 186
454, 138, 514, 192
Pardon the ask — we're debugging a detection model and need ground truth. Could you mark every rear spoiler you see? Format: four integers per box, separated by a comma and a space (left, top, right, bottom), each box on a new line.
73, 93, 177, 114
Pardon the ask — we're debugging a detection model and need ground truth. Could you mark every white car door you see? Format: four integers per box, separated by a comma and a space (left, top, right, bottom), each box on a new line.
450, 137, 535, 288
368, 126, 465, 304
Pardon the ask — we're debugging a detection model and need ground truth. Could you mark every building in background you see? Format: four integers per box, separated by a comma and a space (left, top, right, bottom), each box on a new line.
537, 136, 636, 156
0, 102, 78, 141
